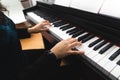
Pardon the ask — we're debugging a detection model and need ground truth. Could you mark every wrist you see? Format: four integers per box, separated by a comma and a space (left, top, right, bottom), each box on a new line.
27, 27, 34, 33
45, 50, 58, 59
50, 49, 60, 59
27, 28, 32, 33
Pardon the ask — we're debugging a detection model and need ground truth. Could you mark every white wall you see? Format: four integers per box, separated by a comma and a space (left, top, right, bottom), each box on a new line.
29, 0, 120, 18
99, 0, 120, 18
54, 0, 71, 7
70, 0, 105, 13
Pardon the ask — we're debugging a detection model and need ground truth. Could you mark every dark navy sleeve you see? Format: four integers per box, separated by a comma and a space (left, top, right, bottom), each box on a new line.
16, 28, 31, 39
0, 16, 24, 80
17, 51, 61, 80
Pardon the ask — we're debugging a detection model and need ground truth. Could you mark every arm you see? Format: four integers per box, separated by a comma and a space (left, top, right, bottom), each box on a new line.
16, 28, 30, 39
16, 20, 51, 39
17, 38, 84, 80
17, 51, 60, 80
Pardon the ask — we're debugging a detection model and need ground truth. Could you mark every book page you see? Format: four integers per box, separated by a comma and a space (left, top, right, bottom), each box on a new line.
36, 0, 55, 4
54, 0, 71, 7
1, 0, 26, 24
99, 0, 120, 18
70, 0, 105, 13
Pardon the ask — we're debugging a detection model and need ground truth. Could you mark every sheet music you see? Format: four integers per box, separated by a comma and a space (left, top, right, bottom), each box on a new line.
99, 0, 120, 18
54, 0, 71, 7
1, 0, 26, 24
70, 0, 105, 13
37, 0, 55, 4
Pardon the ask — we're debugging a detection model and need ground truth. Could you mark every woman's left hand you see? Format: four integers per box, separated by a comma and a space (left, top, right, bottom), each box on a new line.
28, 20, 51, 33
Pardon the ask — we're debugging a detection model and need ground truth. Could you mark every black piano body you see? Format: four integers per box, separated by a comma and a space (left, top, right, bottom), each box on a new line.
23, 1, 120, 80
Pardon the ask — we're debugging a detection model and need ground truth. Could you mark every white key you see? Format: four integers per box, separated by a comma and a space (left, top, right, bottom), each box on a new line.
27, 12, 44, 24
109, 65, 120, 80
92, 44, 116, 63
49, 27, 70, 40
102, 51, 120, 75
98, 47, 119, 68
76, 37, 99, 55
50, 24, 76, 40
85, 41, 109, 65
59, 26, 76, 38
75, 32, 88, 39
86, 40, 108, 58
119, 76, 120, 80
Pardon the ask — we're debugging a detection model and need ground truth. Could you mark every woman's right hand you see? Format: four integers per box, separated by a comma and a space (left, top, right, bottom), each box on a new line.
50, 38, 84, 59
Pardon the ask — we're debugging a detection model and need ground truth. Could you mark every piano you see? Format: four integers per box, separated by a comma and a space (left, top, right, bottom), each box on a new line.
23, 1, 120, 80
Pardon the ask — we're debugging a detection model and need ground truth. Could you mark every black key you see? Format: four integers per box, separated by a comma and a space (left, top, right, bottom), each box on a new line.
62, 26, 73, 31
88, 38, 102, 47
60, 25, 68, 29
81, 34, 95, 43
109, 49, 120, 61
99, 43, 114, 54
69, 29, 81, 35
78, 33, 90, 41
53, 21, 67, 27
72, 29, 85, 38
66, 28, 76, 33
34, 10, 44, 16
52, 20, 62, 24
47, 17, 60, 22
117, 60, 120, 66
35, 11, 49, 18
93, 40, 107, 51
60, 25, 73, 31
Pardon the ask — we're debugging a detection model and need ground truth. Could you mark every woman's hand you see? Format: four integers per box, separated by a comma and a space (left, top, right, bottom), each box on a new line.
28, 20, 51, 33
50, 38, 84, 59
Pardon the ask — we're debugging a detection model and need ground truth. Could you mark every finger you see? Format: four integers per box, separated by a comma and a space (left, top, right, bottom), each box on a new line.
42, 20, 48, 22
69, 42, 82, 48
67, 38, 78, 44
41, 20, 50, 25
44, 20, 50, 24
40, 28, 49, 31
68, 50, 84, 55
43, 25, 51, 28
65, 38, 71, 41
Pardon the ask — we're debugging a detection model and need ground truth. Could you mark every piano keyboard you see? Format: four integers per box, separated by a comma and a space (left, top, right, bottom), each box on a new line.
26, 11, 120, 80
